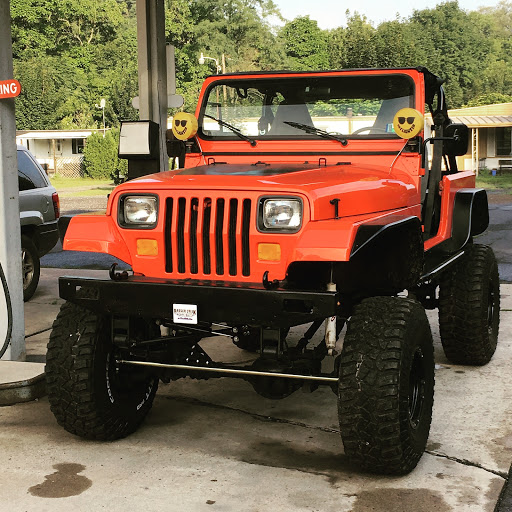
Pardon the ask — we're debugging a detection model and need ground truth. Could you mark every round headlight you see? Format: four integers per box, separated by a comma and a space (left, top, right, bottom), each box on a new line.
123, 196, 158, 225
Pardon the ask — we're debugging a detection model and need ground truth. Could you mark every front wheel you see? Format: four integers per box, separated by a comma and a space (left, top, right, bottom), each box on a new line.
337, 296, 434, 475
46, 302, 158, 440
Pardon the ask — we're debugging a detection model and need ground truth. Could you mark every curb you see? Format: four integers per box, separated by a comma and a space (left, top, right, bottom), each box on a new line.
0, 362, 46, 406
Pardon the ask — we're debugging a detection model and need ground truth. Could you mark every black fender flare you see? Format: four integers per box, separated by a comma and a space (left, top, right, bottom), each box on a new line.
350, 215, 422, 258
435, 188, 489, 254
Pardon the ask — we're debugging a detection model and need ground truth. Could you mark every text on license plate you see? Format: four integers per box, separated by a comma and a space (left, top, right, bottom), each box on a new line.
173, 303, 198, 324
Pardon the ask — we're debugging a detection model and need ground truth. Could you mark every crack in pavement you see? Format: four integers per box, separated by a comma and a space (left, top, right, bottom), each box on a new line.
425, 450, 507, 479
165, 396, 508, 479
240, 457, 338, 481
164, 395, 340, 434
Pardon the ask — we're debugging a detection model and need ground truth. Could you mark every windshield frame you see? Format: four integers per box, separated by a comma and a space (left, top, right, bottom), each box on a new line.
197, 72, 418, 144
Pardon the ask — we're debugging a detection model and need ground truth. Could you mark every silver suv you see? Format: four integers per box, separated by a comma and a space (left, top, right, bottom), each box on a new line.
17, 145, 60, 300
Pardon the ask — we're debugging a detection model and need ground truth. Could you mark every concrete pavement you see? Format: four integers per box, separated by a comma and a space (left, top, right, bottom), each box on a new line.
0, 266, 511, 510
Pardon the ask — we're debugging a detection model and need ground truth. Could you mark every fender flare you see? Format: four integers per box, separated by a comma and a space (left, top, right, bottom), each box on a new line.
435, 188, 489, 254
350, 215, 422, 258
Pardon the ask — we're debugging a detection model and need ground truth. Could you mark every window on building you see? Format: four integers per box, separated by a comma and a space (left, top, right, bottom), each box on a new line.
496, 127, 512, 156
72, 138, 85, 154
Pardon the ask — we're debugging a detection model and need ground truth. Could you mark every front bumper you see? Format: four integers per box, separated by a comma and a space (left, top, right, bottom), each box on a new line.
59, 276, 339, 328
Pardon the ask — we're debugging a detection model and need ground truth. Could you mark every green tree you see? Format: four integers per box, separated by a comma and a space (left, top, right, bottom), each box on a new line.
11, 0, 124, 59
83, 131, 119, 179
464, 92, 512, 107
374, 20, 415, 68
410, 2, 494, 107
280, 16, 329, 70
14, 57, 68, 129
342, 13, 376, 69
327, 27, 345, 70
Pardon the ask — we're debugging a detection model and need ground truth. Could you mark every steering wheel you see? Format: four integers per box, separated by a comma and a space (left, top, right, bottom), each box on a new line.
351, 126, 388, 135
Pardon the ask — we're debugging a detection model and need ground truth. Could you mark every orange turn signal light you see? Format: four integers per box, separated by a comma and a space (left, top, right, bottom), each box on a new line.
137, 239, 158, 256
258, 243, 281, 261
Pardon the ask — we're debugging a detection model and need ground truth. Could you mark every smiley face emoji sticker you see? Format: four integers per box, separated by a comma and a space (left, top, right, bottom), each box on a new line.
393, 108, 424, 139
171, 112, 198, 140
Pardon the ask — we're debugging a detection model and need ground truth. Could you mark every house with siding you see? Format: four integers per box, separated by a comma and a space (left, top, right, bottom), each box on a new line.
15, 129, 106, 177
447, 103, 512, 172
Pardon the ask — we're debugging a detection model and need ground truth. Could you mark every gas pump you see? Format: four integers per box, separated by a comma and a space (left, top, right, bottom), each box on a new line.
1, 0, 173, 361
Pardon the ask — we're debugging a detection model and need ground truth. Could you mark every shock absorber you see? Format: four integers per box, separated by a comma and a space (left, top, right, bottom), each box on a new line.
324, 281, 337, 356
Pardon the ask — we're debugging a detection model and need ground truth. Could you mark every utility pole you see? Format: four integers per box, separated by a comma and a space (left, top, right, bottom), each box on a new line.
0, 0, 25, 360
134, 0, 168, 176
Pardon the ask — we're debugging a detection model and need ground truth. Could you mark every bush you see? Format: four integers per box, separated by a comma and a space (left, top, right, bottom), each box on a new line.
83, 130, 119, 180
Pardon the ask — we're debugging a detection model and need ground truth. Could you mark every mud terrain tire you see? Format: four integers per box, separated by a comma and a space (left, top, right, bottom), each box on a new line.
338, 296, 434, 475
46, 301, 158, 440
439, 244, 500, 365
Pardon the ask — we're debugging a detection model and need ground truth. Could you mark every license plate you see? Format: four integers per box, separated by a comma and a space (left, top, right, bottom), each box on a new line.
173, 304, 198, 324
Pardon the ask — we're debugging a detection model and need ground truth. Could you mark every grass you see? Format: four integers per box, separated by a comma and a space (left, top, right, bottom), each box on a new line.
476, 169, 512, 194
49, 176, 114, 190
58, 189, 113, 198
476, 170, 512, 192
49, 176, 115, 197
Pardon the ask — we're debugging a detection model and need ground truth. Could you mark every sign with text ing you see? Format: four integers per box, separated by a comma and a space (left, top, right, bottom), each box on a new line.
0, 79, 21, 99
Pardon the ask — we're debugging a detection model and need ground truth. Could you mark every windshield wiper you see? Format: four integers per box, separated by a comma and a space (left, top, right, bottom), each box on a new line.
283, 121, 348, 146
203, 114, 257, 147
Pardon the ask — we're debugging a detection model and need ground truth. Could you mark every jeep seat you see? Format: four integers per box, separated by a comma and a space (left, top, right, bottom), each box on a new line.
268, 101, 313, 135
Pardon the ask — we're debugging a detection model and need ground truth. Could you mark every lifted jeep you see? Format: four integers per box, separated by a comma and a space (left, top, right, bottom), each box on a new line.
46, 67, 500, 474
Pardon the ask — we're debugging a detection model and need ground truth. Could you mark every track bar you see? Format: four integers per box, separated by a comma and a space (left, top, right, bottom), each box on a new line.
118, 360, 339, 383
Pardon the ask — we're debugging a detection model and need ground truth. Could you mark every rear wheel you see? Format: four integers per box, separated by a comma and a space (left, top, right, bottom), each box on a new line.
338, 296, 434, 475
439, 244, 500, 365
46, 301, 158, 440
22, 235, 40, 301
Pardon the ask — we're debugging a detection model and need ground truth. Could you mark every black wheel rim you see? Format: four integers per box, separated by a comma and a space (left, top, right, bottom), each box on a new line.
105, 350, 155, 406
408, 348, 425, 429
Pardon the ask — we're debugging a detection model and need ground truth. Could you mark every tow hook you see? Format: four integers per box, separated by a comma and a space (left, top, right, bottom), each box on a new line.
109, 263, 129, 281
262, 270, 280, 290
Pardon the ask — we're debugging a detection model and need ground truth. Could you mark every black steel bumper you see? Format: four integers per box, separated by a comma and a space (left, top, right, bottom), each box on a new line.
59, 276, 339, 327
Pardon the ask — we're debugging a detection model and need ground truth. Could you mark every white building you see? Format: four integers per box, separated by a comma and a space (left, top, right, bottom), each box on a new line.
15, 129, 105, 177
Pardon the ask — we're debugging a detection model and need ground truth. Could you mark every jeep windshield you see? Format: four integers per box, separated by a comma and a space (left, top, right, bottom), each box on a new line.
199, 73, 415, 142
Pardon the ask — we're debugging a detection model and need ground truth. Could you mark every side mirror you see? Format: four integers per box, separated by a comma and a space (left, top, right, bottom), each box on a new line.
444, 123, 469, 156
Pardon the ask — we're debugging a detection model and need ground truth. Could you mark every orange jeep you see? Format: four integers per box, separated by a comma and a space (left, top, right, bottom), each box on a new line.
46, 67, 499, 474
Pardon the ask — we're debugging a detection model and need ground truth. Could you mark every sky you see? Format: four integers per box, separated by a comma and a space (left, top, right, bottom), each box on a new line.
272, 0, 501, 29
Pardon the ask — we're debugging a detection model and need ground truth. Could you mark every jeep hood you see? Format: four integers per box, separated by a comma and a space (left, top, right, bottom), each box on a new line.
119, 162, 418, 220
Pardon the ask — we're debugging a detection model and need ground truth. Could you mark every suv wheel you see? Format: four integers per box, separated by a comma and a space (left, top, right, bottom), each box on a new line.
21, 234, 40, 302
439, 244, 500, 365
337, 296, 434, 475
46, 301, 158, 440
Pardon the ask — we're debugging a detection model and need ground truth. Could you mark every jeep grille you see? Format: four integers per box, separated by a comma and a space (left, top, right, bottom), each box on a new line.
165, 196, 251, 277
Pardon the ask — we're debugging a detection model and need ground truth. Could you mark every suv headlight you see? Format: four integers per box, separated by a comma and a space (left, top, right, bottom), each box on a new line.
259, 197, 302, 232
120, 195, 158, 227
